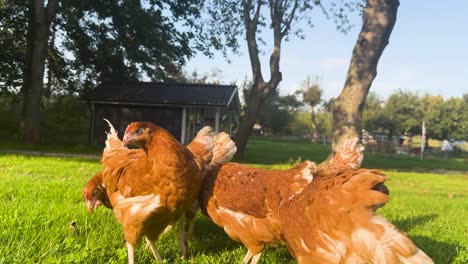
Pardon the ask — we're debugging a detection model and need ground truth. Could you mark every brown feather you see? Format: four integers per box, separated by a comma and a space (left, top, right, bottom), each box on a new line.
100, 121, 202, 262
199, 138, 364, 262
279, 168, 433, 264
200, 160, 317, 256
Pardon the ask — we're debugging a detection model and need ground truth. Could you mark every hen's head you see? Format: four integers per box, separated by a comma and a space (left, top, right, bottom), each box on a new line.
83, 174, 111, 213
122, 122, 157, 148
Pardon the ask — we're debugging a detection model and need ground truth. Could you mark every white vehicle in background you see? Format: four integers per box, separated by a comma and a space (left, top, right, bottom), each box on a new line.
451, 140, 468, 152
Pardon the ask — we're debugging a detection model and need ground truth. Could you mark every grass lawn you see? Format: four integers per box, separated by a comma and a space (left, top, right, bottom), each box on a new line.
0, 138, 467, 263
244, 137, 468, 172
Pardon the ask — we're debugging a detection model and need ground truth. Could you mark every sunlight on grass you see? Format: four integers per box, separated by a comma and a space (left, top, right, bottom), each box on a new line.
0, 141, 467, 263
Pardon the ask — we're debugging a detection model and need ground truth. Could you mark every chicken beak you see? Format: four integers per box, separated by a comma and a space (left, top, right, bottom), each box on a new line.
122, 133, 131, 146
86, 200, 95, 214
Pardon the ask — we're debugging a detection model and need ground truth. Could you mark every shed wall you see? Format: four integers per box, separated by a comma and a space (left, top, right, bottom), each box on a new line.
92, 104, 182, 145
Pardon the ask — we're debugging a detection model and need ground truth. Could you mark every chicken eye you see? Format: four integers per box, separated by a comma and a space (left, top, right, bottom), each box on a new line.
135, 128, 144, 135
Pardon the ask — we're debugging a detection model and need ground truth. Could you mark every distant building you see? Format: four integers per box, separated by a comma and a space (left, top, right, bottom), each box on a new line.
82, 81, 240, 145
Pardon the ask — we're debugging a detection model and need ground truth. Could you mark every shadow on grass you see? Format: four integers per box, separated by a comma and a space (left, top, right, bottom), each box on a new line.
191, 216, 241, 254
410, 235, 461, 264
393, 214, 438, 233
392, 214, 463, 263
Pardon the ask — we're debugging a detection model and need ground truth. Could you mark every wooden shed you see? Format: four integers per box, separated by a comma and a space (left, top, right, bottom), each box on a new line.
82, 81, 240, 145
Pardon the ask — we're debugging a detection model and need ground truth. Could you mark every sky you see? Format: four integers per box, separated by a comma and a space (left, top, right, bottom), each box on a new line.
185, 1, 468, 100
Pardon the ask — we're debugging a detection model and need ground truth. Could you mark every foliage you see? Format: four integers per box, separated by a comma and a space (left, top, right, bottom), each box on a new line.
173, 67, 225, 84
1, 0, 210, 142
299, 76, 323, 108
362, 92, 383, 131
0, 95, 90, 145
297, 76, 323, 139
58, 0, 205, 92
199, 0, 359, 57
314, 108, 333, 139
363, 91, 467, 141
288, 111, 312, 136
42, 95, 90, 144
256, 90, 303, 135
0, 1, 206, 96
0, 0, 28, 94
202, 0, 360, 157
384, 90, 422, 135
0, 95, 21, 138
436, 97, 467, 140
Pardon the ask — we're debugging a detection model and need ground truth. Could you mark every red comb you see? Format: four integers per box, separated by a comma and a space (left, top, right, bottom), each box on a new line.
124, 123, 134, 135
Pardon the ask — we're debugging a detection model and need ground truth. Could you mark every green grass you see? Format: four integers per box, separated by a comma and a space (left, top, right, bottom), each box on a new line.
0, 138, 467, 263
244, 137, 468, 171
0, 138, 101, 155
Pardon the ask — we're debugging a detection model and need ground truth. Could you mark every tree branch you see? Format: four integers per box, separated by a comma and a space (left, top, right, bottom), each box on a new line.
243, 0, 264, 85
252, 0, 262, 25
266, 0, 283, 96
281, 0, 299, 37
268, 0, 276, 21
243, 0, 253, 21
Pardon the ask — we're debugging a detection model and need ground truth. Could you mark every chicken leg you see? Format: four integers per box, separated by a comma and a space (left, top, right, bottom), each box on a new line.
178, 214, 189, 258
250, 253, 262, 264
126, 242, 135, 264
145, 237, 163, 262
242, 250, 253, 264
242, 250, 262, 264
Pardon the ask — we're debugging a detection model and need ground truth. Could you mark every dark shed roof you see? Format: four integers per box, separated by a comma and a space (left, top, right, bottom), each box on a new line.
82, 81, 238, 108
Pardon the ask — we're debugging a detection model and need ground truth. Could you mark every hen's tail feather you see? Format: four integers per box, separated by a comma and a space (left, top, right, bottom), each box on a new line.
208, 132, 237, 170
327, 137, 364, 171
350, 215, 433, 264
343, 169, 390, 209
103, 119, 122, 153
186, 126, 216, 170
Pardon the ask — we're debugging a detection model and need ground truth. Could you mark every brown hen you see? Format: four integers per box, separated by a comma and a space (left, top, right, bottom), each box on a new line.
85, 122, 235, 263
100, 121, 201, 264
279, 144, 433, 263
200, 138, 364, 264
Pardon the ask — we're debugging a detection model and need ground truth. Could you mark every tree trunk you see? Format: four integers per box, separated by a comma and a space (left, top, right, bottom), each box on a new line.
234, 91, 264, 156
310, 106, 318, 142
19, 0, 58, 143
234, 1, 286, 158
388, 129, 394, 140
331, 0, 399, 153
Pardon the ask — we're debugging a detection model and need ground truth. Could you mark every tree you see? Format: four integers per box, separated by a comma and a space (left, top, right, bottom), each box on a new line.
203, 0, 356, 158
19, 0, 58, 143
7, 0, 204, 143
456, 94, 468, 140
331, 0, 399, 152
419, 94, 444, 141
248, 89, 302, 135
299, 76, 322, 141
362, 92, 383, 132
0, 0, 28, 95
437, 97, 466, 140
384, 90, 421, 137
60, 0, 204, 87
